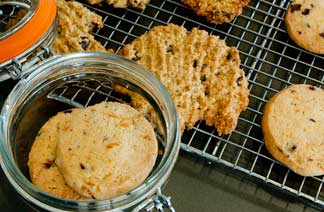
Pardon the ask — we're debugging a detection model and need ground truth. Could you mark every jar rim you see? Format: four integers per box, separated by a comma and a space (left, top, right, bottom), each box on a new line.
0, 52, 181, 211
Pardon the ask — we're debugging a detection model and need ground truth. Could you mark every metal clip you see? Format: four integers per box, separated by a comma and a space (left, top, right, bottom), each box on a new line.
7, 46, 54, 80
132, 188, 175, 212
8, 58, 23, 80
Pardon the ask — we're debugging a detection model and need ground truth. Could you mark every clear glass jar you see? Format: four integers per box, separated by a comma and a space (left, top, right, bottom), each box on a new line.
0, 0, 57, 81
0, 52, 181, 211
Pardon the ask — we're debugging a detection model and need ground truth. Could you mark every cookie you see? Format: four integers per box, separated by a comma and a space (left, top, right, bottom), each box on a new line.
85, 0, 150, 9
52, 0, 112, 54
119, 24, 249, 135
28, 112, 85, 200
285, 0, 324, 54
181, 0, 250, 24
262, 84, 324, 176
55, 102, 158, 199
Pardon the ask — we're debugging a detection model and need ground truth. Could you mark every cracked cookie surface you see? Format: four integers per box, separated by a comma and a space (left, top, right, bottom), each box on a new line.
119, 24, 249, 135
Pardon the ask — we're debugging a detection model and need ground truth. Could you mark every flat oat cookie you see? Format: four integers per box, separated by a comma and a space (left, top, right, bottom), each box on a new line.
52, 0, 112, 54
55, 102, 158, 199
28, 112, 85, 200
119, 24, 249, 135
285, 0, 324, 54
262, 84, 324, 176
181, 0, 250, 24
85, 0, 149, 9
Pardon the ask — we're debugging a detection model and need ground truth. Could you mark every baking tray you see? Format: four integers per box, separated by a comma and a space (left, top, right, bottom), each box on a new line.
61, 0, 324, 208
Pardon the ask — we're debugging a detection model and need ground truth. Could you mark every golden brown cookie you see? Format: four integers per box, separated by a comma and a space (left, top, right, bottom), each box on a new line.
55, 102, 158, 199
262, 84, 324, 176
119, 24, 249, 135
52, 0, 111, 54
285, 0, 324, 54
85, 0, 150, 9
181, 0, 250, 24
28, 112, 85, 200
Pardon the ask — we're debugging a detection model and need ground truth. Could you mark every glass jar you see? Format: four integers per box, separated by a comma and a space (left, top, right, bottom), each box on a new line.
0, 52, 181, 211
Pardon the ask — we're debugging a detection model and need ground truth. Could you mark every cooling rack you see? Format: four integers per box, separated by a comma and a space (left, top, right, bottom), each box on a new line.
72, 0, 324, 208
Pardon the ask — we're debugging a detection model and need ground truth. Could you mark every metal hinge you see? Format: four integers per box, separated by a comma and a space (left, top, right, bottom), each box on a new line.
6, 46, 54, 80
132, 188, 175, 212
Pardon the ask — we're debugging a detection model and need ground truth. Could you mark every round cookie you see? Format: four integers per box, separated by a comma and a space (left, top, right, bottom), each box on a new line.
28, 112, 85, 200
55, 102, 158, 199
285, 0, 324, 54
262, 84, 324, 176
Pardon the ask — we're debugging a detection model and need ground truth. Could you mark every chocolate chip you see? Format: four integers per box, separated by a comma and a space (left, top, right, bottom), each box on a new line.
79, 37, 90, 50
302, 8, 310, 15
68, 148, 72, 151
131, 50, 141, 61
236, 76, 243, 86
290, 4, 301, 13
166, 45, 174, 54
306, 23, 311, 28
193, 60, 198, 68
320, 33, 324, 38
308, 158, 314, 161
288, 145, 297, 153
44, 160, 54, 169
226, 53, 232, 60
309, 86, 316, 90
200, 75, 207, 82
309, 118, 316, 123
80, 163, 86, 170
298, 31, 302, 34
90, 22, 99, 30
310, 4, 314, 8
215, 72, 220, 76
205, 90, 209, 96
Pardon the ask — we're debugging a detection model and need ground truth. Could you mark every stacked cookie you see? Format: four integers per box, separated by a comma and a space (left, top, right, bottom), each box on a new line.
28, 102, 158, 200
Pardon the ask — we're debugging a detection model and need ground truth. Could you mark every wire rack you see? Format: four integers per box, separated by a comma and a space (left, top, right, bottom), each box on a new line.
70, 0, 324, 208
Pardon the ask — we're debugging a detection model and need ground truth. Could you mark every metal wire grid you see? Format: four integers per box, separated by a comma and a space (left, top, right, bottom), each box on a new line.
72, 0, 324, 208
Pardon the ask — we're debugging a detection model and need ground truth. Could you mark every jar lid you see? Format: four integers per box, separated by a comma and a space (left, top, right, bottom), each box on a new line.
0, 0, 56, 63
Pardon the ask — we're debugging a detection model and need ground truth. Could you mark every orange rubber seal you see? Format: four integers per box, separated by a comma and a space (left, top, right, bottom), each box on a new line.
0, 0, 57, 63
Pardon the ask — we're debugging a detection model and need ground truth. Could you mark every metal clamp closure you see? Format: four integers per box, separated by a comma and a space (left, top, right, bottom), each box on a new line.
6, 46, 54, 80
132, 188, 175, 212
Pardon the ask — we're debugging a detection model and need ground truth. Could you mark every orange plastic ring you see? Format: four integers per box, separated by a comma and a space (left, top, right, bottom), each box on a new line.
0, 0, 57, 63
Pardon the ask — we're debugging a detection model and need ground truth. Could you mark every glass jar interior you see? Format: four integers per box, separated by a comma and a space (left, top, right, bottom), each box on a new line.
1, 53, 180, 211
